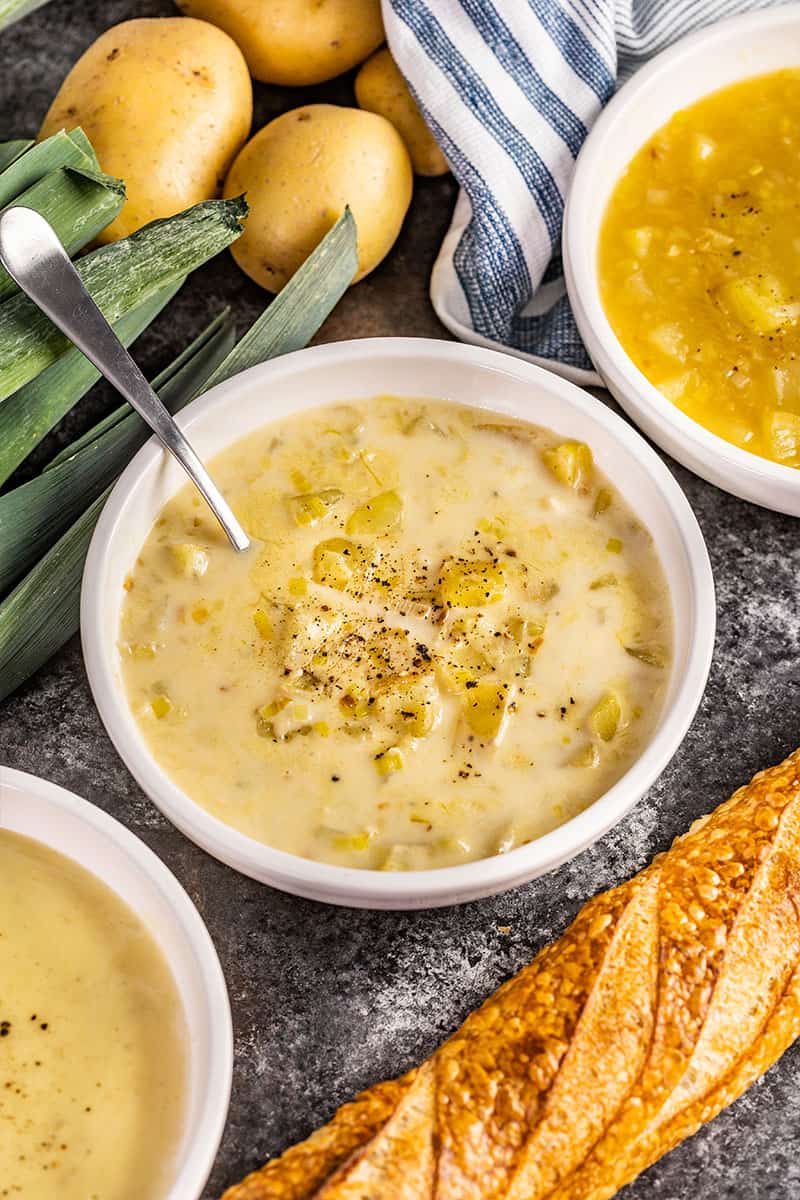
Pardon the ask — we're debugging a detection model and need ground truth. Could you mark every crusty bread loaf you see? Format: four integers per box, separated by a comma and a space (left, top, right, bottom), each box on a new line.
224, 748, 800, 1199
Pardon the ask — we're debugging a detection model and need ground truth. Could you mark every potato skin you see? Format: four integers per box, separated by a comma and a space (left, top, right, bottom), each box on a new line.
223, 104, 413, 292
355, 48, 448, 177
175, 0, 384, 86
39, 17, 252, 243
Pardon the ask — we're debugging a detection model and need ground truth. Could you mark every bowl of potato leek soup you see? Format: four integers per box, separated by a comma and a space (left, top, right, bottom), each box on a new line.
0, 766, 232, 1200
82, 338, 714, 908
564, 4, 800, 515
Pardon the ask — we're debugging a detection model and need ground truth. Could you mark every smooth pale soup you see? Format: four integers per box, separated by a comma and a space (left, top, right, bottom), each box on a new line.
600, 69, 800, 467
0, 830, 187, 1200
120, 396, 672, 870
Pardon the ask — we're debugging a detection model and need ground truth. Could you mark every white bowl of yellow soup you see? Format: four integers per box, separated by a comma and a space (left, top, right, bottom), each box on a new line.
564, 5, 800, 515
82, 338, 714, 909
0, 766, 232, 1199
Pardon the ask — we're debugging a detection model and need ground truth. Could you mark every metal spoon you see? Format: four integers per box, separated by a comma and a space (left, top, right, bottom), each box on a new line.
0, 205, 250, 552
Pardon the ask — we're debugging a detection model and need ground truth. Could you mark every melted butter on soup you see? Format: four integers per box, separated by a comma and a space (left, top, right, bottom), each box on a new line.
0, 830, 187, 1199
120, 397, 672, 869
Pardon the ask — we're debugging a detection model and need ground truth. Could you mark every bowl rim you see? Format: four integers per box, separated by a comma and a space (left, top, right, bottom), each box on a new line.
82, 336, 715, 908
0, 764, 233, 1199
563, 2, 800, 503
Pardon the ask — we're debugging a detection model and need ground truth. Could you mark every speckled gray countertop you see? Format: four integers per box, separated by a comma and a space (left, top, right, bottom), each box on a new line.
1, 3, 799, 1197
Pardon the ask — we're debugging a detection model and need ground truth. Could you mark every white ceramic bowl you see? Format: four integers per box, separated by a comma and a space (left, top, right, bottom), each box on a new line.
82, 337, 715, 909
0, 766, 232, 1198
564, 4, 800, 516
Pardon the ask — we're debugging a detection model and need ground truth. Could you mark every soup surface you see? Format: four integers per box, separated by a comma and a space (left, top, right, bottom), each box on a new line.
121, 396, 672, 869
600, 69, 800, 467
0, 829, 187, 1199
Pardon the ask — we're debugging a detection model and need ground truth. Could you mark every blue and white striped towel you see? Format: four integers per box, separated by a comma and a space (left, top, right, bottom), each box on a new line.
383, 0, 789, 384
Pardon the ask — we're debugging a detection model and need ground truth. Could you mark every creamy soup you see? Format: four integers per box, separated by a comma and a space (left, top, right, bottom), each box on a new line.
0, 830, 187, 1199
121, 397, 672, 870
600, 69, 800, 467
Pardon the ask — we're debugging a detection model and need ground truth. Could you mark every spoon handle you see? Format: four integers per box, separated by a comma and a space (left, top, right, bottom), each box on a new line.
0, 206, 250, 553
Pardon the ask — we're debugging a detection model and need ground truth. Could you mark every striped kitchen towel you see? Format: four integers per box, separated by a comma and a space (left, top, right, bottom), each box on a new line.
383, 0, 789, 384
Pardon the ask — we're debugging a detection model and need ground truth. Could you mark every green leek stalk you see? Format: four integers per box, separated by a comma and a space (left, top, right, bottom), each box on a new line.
44, 297, 226, 471
0, 281, 183, 487
0, 129, 99, 209
0, 493, 108, 700
0, 166, 125, 303
0, 310, 235, 591
0, 140, 34, 174
0, 209, 358, 701
0, 0, 52, 32
0, 195, 247, 403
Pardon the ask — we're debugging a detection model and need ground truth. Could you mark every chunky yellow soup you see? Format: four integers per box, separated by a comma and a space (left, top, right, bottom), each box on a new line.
120, 397, 671, 871
600, 69, 800, 467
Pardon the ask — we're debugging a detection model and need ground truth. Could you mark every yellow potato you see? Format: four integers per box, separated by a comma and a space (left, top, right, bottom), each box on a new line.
355, 48, 448, 177
175, 0, 384, 86
39, 18, 252, 243
224, 104, 413, 292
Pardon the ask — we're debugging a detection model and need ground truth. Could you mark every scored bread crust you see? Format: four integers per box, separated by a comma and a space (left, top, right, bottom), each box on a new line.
223, 748, 800, 1200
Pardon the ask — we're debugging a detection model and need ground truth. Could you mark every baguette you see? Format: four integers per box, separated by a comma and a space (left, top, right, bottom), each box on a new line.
224, 748, 800, 1200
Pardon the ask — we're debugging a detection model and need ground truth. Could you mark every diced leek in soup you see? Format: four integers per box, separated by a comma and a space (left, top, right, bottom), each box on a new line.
599, 69, 800, 467
120, 397, 671, 870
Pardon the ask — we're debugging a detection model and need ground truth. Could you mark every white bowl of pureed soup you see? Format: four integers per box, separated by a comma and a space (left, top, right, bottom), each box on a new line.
0, 766, 232, 1199
82, 338, 714, 909
565, 4, 800, 516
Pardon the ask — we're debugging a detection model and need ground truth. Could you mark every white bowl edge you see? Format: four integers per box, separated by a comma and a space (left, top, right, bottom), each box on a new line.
0, 766, 233, 1198
82, 337, 715, 909
564, 3, 800, 516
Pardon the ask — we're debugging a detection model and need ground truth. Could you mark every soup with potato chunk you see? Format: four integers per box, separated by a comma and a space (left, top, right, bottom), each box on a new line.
120, 397, 671, 870
600, 69, 800, 467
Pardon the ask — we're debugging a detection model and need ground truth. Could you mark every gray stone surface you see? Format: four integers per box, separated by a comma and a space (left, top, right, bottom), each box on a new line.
1, 2, 799, 1197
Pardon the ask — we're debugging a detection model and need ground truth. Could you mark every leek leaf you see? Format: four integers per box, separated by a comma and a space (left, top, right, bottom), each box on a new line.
0, 310, 236, 592
0, 0, 52, 31
0, 129, 99, 209
0, 195, 247, 403
0, 491, 106, 701
0, 280, 183, 487
47, 307, 233, 470
0, 166, 125, 303
0, 140, 34, 174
